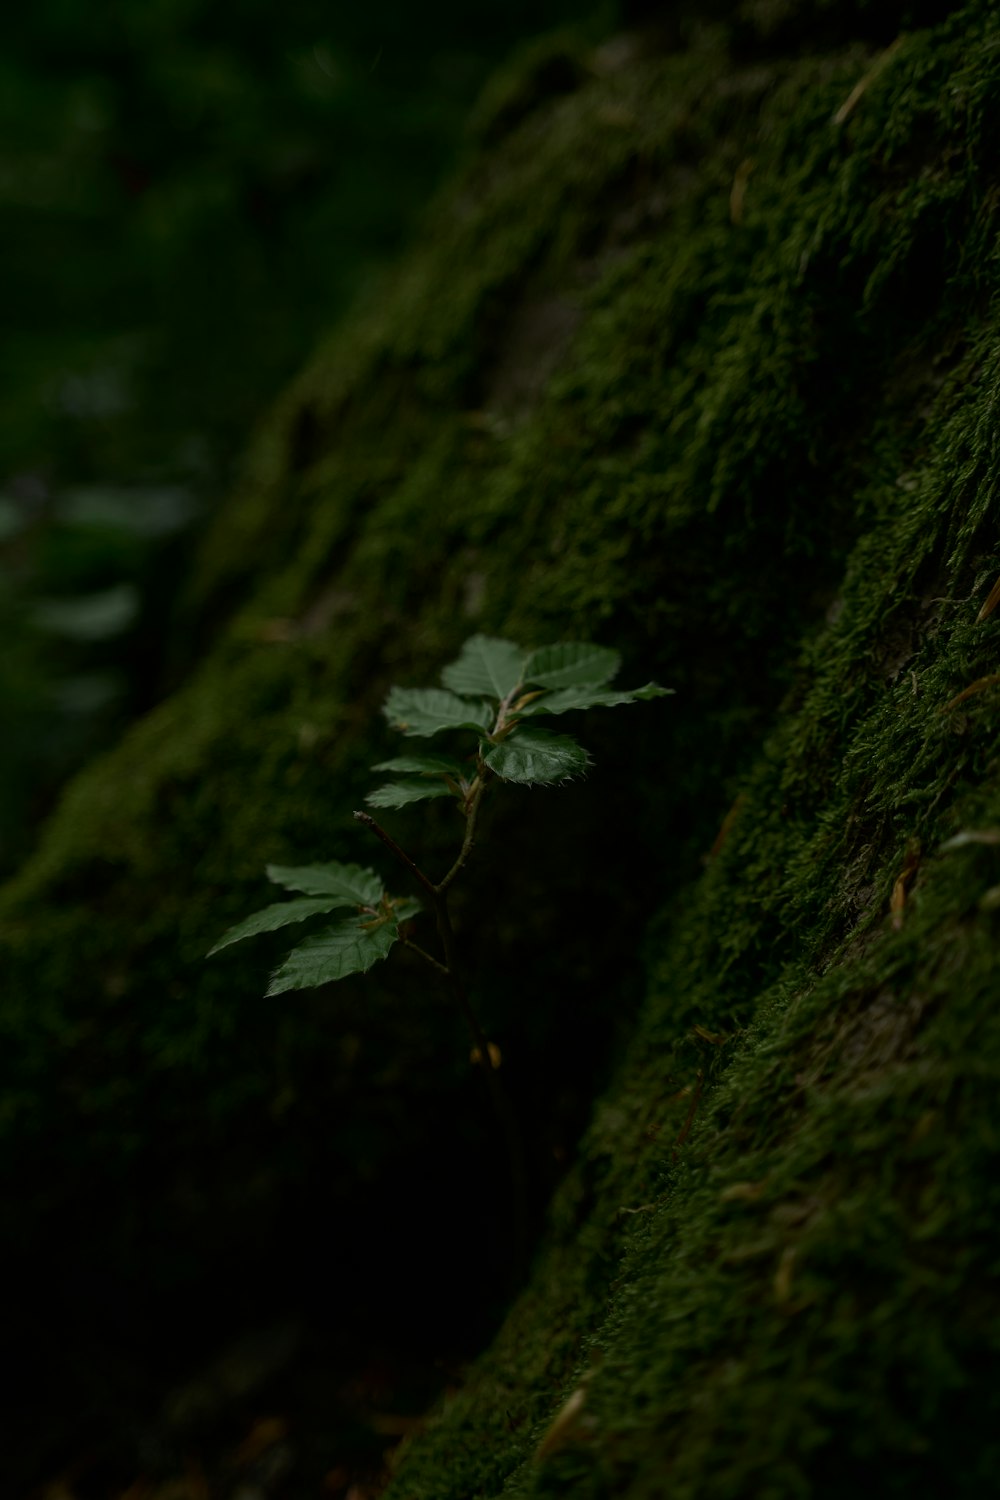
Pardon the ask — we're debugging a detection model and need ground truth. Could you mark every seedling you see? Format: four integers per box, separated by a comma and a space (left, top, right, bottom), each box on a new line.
208, 635, 671, 1271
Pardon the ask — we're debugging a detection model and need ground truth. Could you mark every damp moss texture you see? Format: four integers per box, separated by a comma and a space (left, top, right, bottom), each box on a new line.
3, 0, 1000, 1491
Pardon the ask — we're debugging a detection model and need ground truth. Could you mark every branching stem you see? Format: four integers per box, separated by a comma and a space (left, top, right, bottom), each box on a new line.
354, 811, 437, 901
437, 767, 490, 894
353, 808, 498, 1074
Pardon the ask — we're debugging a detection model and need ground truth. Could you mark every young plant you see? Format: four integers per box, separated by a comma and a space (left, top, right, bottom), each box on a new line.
208, 635, 671, 1272
208, 635, 670, 1013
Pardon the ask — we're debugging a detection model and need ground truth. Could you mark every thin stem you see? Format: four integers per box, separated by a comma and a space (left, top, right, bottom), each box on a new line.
355, 795, 529, 1284
354, 809, 494, 1064
491, 681, 525, 738
400, 937, 450, 978
437, 771, 490, 894
353, 810, 437, 900
434, 892, 529, 1282
433, 898, 488, 1055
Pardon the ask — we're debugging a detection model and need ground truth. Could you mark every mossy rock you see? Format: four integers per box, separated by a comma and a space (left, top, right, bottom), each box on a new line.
3, 0, 1000, 1491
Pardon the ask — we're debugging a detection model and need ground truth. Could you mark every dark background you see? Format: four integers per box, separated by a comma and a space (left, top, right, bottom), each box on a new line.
0, 0, 614, 880
1, 4, 617, 1495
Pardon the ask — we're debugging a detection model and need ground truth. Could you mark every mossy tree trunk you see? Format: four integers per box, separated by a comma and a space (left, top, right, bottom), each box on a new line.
2, 1, 999, 1492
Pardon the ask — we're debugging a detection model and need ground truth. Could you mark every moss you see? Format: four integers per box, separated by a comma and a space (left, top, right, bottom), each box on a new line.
371, 7, 1000, 1493
3, 0, 1000, 1489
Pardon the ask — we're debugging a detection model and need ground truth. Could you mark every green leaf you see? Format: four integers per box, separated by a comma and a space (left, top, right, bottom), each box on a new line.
391, 897, 422, 922
440, 635, 525, 699
266, 915, 398, 995
32, 583, 140, 642
366, 780, 456, 809
483, 727, 590, 784
207, 897, 353, 956
383, 686, 492, 738
371, 752, 470, 777
519, 681, 674, 716
0, 497, 26, 542
266, 861, 383, 905
522, 641, 620, 689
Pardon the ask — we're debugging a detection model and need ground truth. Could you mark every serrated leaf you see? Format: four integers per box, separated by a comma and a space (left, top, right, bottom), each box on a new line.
266, 915, 398, 994
483, 727, 590, 784
372, 752, 470, 777
440, 635, 525, 699
266, 861, 383, 905
522, 641, 621, 689
208, 897, 353, 956
383, 686, 492, 738
366, 780, 456, 809
519, 681, 674, 716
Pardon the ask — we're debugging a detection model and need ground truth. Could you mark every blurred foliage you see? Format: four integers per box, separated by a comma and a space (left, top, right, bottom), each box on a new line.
0, 0, 615, 875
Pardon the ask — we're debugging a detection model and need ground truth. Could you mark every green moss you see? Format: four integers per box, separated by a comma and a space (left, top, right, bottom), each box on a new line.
3, 0, 1000, 1489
